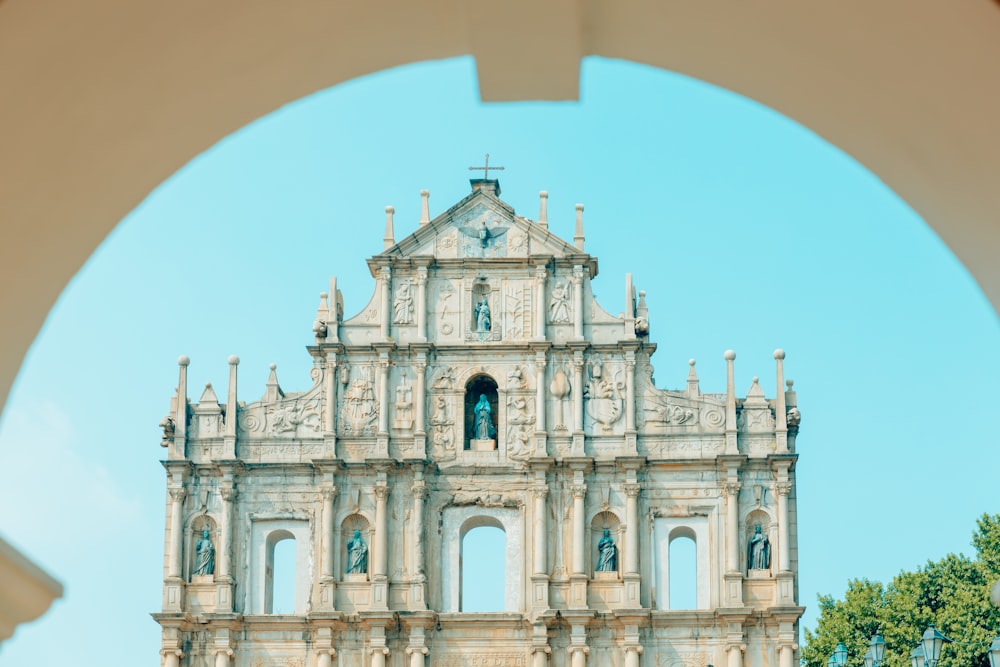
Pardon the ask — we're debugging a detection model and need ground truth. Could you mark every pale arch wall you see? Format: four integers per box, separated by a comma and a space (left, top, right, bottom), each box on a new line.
2, 0, 1000, 635
248, 519, 311, 615
653, 517, 711, 610
441, 506, 523, 613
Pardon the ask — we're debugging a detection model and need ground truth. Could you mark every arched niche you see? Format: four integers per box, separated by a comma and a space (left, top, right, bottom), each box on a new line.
464, 374, 499, 451
187, 515, 218, 582
744, 508, 775, 575
441, 506, 522, 613
340, 513, 372, 580
589, 510, 623, 577
470, 281, 493, 334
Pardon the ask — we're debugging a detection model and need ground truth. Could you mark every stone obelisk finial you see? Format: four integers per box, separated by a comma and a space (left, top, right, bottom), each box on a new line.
383, 206, 395, 250
419, 190, 430, 226
574, 204, 585, 250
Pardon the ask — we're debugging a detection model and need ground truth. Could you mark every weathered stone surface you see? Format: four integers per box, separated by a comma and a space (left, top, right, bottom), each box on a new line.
156, 180, 803, 666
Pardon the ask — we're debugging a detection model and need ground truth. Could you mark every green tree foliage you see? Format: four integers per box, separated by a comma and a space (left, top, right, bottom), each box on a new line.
803, 514, 1000, 667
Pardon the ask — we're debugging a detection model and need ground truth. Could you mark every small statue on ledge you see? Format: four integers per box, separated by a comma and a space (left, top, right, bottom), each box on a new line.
596, 528, 618, 572
747, 524, 771, 570
474, 394, 496, 440
346, 529, 368, 574
193, 529, 215, 576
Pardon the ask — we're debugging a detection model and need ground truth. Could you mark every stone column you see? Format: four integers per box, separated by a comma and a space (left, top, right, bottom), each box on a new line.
569, 647, 589, 667
377, 357, 390, 436
320, 487, 336, 581
223, 355, 238, 459
534, 264, 547, 341
531, 646, 551, 667
624, 483, 639, 575
218, 484, 236, 579
725, 350, 737, 454
534, 353, 547, 431
214, 648, 234, 667
776, 482, 791, 571
624, 646, 643, 667
414, 357, 427, 437
727, 645, 745, 667
724, 482, 740, 573
162, 649, 184, 667
379, 266, 391, 340
416, 267, 428, 341
624, 353, 636, 432
572, 265, 584, 340
533, 350, 547, 456
316, 650, 337, 667
532, 486, 548, 575
778, 644, 794, 667
774, 349, 788, 452
371, 647, 390, 667
412, 481, 427, 579
572, 353, 584, 434
407, 646, 429, 667
167, 487, 186, 579
324, 353, 338, 436
373, 484, 390, 577
571, 484, 586, 575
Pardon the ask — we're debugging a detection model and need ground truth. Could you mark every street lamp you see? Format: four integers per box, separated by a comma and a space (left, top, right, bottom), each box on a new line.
864, 634, 886, 667
921, 625, 949, 667
833, 642, 849, 667
988, 630, 1000, 667
827, 655, 837, 667
871, 634, 886, 665
909, 645, 925, 667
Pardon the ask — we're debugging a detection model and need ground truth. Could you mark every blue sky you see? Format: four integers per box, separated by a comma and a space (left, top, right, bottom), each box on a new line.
1, 56, 997, 664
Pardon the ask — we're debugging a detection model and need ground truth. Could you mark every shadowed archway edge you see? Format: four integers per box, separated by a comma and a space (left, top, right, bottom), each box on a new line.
2, 0, 999, 413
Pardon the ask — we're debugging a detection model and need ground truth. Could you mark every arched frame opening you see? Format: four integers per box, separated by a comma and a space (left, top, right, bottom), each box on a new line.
3, 8, 1000, 657
2, 3, 1000, 427
653, 517, 711, 610
441, 506, 523, 613
249, 519, 311, 615
459, 518, 506, 612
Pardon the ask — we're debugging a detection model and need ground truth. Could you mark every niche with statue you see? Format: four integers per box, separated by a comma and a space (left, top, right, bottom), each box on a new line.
464, 374, 498, 451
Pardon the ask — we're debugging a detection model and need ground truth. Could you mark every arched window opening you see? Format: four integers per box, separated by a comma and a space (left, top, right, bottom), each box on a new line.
265, 530, 296, 614
464, 374, 498, 450
460, 523, 505, 612
668, 531, 697, 610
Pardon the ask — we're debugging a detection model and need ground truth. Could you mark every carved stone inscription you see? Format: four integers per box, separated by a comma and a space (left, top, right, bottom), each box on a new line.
435, 652, 526, 667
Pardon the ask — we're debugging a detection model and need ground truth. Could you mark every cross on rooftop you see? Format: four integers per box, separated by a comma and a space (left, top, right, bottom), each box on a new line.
469, 153, 505, 180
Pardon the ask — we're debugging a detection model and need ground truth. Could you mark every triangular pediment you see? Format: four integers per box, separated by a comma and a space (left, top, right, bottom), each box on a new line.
379, 188, 580, 262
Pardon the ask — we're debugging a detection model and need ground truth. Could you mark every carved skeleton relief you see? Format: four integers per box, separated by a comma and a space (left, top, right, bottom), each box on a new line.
505, 396, 535, 461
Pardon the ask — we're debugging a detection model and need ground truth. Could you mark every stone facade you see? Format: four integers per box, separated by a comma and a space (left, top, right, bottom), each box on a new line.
154, 180, 804, 667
